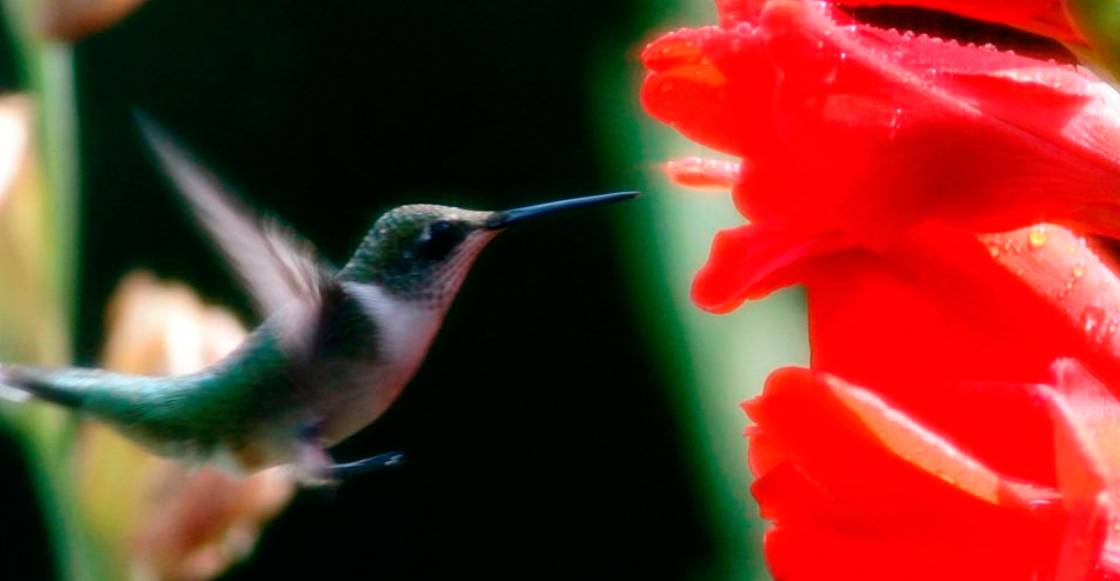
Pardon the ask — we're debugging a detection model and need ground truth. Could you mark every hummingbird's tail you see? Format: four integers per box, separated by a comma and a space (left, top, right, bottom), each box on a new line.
0, 365, 91, 409
0, 369, 29, 403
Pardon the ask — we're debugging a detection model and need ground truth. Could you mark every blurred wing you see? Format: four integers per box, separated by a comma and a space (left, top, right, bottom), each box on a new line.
134, 113, 335, 325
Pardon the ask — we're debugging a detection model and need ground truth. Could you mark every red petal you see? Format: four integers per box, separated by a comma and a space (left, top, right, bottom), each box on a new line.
765, 524, 1056, 581
808, 222, 1079, 385
645, 0, 1120, 281
641, 26, 775, 158
663, 157, 740, 190
691, 223, 846, 312
833, 0, 1082, 42
715, 0, 764, 27
983, 226, 1120, 387
748, 367, 1057, 513
1037, 361, 1120, 580
748, 367, 1064, 578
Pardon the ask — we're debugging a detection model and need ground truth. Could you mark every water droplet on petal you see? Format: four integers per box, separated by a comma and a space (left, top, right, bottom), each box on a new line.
1080, 306, 1116, 346
1028, 227, 1049, 249
888, 108, 903, 138
1073, 262, 1086, 278
1084, 311, 1099, 335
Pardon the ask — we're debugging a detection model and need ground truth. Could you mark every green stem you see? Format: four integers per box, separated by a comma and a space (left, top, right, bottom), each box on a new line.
0, 1, 88, 579
592, 2, 809, 578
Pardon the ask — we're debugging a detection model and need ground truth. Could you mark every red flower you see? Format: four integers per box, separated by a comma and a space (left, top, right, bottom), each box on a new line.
807, 223, 1120, 388
752, 222, 1120, 579
641, 0, 1120, 313
640, 0, 1120, 577
747, 359, 1120, 581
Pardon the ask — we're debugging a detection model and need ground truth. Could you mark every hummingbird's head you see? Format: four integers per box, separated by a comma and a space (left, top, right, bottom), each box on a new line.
340, 191, 637, 308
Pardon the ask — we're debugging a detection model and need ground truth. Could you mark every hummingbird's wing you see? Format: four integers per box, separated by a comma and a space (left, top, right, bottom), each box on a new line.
134, 114, 335, 324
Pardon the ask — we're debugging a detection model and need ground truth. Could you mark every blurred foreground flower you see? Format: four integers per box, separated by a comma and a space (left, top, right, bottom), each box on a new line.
36, 0, 147, 41
0, 94, 68, 366
642, 0, 1120, 577
77, 272, 294, 581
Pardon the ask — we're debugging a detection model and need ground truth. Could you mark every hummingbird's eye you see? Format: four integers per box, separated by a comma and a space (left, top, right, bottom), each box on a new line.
416, 220, 462, 260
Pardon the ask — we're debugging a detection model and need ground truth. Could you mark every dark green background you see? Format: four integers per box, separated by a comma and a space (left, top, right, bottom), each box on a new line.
0, 0, 719, 578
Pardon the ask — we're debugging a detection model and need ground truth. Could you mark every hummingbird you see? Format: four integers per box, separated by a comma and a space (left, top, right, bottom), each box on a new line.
0, 114, 636, 484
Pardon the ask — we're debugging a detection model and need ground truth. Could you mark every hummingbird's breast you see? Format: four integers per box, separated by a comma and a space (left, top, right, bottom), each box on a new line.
315, 282, 445, 443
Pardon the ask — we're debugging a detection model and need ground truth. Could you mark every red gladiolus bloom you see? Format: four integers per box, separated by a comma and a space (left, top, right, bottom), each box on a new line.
806, 223, 1120, 388
641, 0, 1120, 577
746, 221, 1120, 578
747, 359, 1120, 580
641, 0, 1120, 313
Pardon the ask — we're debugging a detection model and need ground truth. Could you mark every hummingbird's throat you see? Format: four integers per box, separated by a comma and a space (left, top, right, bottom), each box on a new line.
421, 230, 496, 309
372, 229, 497, 310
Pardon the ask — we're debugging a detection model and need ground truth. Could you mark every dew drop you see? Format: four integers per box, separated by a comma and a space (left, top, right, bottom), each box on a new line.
1028, 227, 1048, 249
1084, 310, 1099, 335
987, 245, 1000, 258
1080, 306, 1115, 346
1024, 499, 1051, 512
1073, 262, 1086, 279
888, 108, 903, 138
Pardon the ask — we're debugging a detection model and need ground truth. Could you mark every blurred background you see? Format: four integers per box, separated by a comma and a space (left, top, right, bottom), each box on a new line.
0, 0, 807, 579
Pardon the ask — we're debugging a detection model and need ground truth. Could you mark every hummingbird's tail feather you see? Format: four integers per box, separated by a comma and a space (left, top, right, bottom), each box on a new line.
0, 375, 30, 403
0, 365, 90, 409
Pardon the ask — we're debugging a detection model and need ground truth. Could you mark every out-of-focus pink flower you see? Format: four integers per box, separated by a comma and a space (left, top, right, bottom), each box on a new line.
37, 0, 147, 41
77, 272, 294, 581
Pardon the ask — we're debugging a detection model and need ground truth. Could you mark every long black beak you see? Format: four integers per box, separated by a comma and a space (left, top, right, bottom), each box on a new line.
486, 191, 639, 229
